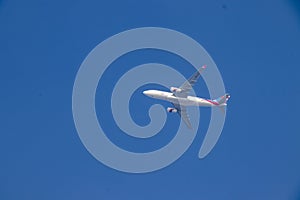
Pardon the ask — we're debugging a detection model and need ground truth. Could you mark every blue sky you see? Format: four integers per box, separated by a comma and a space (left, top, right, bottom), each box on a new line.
1, 0, 300, 199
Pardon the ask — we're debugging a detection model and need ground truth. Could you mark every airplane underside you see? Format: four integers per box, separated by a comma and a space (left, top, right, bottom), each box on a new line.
166, 95, 216, 107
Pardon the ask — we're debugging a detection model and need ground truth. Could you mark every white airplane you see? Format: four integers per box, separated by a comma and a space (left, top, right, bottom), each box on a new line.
143, 65, 230, 129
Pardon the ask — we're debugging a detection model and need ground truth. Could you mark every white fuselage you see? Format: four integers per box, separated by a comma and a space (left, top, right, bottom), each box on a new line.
143, 90, 220, 107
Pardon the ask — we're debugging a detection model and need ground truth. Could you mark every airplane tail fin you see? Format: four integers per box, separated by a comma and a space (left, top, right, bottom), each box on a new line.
214, 93, 230, 105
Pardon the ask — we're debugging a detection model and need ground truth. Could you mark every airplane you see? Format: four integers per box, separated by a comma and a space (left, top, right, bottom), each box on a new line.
143, 65, 230, 129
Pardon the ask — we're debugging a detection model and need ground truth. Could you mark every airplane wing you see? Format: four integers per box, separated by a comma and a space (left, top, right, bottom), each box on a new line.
170, 66, 206, 128
175, 65, 206, 98
172, 103, 192, 129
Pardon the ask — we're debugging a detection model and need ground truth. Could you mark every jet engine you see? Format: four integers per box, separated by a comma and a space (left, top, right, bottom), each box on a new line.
167, 107, 177, 113
170, 87, 182, 93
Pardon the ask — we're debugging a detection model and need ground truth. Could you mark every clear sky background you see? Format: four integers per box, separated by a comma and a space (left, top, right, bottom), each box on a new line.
1, 0, 300, 199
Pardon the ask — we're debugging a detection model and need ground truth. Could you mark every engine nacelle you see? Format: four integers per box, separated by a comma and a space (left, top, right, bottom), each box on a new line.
167, 107, 177, 113
170, 87, 182, 93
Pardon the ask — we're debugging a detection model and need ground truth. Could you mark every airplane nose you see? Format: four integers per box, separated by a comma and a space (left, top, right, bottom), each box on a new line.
143, 90, 150, 96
